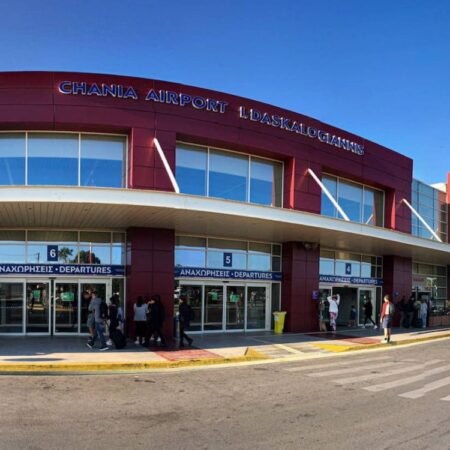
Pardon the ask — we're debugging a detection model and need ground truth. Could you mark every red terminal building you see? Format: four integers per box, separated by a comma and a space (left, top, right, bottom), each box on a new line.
0, 71, 449, 337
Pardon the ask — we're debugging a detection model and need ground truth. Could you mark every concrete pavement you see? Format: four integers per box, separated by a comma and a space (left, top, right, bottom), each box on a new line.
1, 325, 450, 373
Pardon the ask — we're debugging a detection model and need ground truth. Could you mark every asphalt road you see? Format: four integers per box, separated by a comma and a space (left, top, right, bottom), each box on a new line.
1, 339, 450, 450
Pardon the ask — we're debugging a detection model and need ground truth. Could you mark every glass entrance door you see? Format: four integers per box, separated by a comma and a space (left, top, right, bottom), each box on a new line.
204, 285, 223, 330
358, 288, 376, 326
246, 286, 268, 329
53, 281, 79, 333
226, 285, 245, 330
26, 281, 50, 333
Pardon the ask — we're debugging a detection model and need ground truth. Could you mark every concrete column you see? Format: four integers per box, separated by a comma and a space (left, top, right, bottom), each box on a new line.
282, 242, 320, 332
126, 227, 175, 339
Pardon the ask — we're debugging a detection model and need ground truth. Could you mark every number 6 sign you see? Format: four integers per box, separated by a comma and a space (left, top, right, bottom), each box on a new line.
47, 245, 58, 262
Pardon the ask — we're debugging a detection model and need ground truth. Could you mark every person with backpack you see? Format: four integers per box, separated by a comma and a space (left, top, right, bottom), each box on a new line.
86, 288, 109, 351
144, 294, 166, 347
178, 295, 194, 348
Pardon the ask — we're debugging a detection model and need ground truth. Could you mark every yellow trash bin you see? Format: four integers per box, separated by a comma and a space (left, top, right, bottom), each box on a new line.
273, 311, 287, 334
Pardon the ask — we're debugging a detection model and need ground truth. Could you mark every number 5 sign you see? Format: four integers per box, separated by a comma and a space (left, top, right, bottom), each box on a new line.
47, 245, 59, 262
223, 252, 233, 267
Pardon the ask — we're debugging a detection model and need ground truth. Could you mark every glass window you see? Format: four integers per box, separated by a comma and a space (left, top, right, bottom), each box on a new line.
112, 244, 125, 265
28, 133, 79, 186
176, 236, 206, 249
0, 244, 25, 263
176, 145, 207, 196
80, 231, 111, 244
320, 259, 334, 275
175, 249, 206, 267
80, 135, 125, 188
208, 239, 247, 251
0, 230, 26, 241
28, 230, 78, 242
0, 282, 24, 333
0, 133, 25, 185
321, 176, 337, 218
209, 150, 248, 202
78, 244, 110, 264
338, 180, 362, 222
250, 158, 282, 206
27, 244, 78, 264
248, 254, 271, 271
272, 256, 281, 272
363, 188, 384, 226
335, 261, 360, 276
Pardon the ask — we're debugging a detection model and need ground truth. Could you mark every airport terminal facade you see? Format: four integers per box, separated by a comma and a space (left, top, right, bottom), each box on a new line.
0, 71, 449, 337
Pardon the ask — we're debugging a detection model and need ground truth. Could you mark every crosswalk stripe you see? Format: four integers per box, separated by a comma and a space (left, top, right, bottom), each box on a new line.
307, 360, 401, 377
336, 360, 443, 385
441, 395, 450, 401
285, 356, 393, 372
365, 363, 450, 392
399, 375, 450, 399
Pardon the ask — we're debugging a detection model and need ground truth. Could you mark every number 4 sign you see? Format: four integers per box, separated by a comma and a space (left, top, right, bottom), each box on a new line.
47, 245, 59, 262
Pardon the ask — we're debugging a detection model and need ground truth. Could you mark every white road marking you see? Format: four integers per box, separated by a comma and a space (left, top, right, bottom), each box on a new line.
285, 356, 393, 372
399, 375, 450, 399
440, 395, 450, 401
306, 360, 401, 377
336, 360, 443, 385
365, 363, 450, 392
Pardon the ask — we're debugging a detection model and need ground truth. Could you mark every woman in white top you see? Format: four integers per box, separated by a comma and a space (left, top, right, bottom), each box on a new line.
327, 294, 340, 333
133, 296, 148, 345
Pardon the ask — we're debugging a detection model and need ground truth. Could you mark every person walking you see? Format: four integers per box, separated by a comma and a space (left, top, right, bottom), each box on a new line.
327, 294, 340, 333
145, 294, 166, 347
380, 294, 395, 343
133, 296, 148, 345
178, 295, 193, 348
420, 300, 428, 329
86, 288, 109, 351
362, 298, 377, 329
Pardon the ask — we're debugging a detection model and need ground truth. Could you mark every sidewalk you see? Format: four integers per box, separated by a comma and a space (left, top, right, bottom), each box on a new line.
1, 326, 450, 373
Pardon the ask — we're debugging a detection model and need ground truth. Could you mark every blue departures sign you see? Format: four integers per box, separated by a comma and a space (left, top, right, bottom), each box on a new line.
175, 267, 282, 281
0, 264, 125, 276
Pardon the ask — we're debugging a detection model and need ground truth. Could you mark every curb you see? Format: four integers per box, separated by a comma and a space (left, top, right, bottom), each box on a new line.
312, 332, 450, 353
0, 347, 268, 374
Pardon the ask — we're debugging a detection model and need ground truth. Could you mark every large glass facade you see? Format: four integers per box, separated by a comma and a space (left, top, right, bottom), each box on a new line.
175, 235, 281, 272
321, 174, 384, 226
411, 179, 448, 242
0, 132, 126, 188
176, 143, 283, 207
0, 230, 126, 265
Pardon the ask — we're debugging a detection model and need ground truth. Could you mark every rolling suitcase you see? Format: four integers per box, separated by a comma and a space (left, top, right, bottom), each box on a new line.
110, 329, 127, 349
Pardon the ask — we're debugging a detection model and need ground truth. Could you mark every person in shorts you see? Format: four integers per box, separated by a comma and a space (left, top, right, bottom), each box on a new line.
380, 294, 394, 343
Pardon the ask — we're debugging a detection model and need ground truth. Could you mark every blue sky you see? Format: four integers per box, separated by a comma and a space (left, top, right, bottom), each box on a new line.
1, 0, 449, 184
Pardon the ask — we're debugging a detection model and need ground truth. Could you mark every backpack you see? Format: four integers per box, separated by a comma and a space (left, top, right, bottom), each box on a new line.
99, 300, 108, 320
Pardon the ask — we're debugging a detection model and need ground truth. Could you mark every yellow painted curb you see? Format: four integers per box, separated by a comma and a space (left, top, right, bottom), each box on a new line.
0, 347, 268, 373
312, 332, 450, 353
